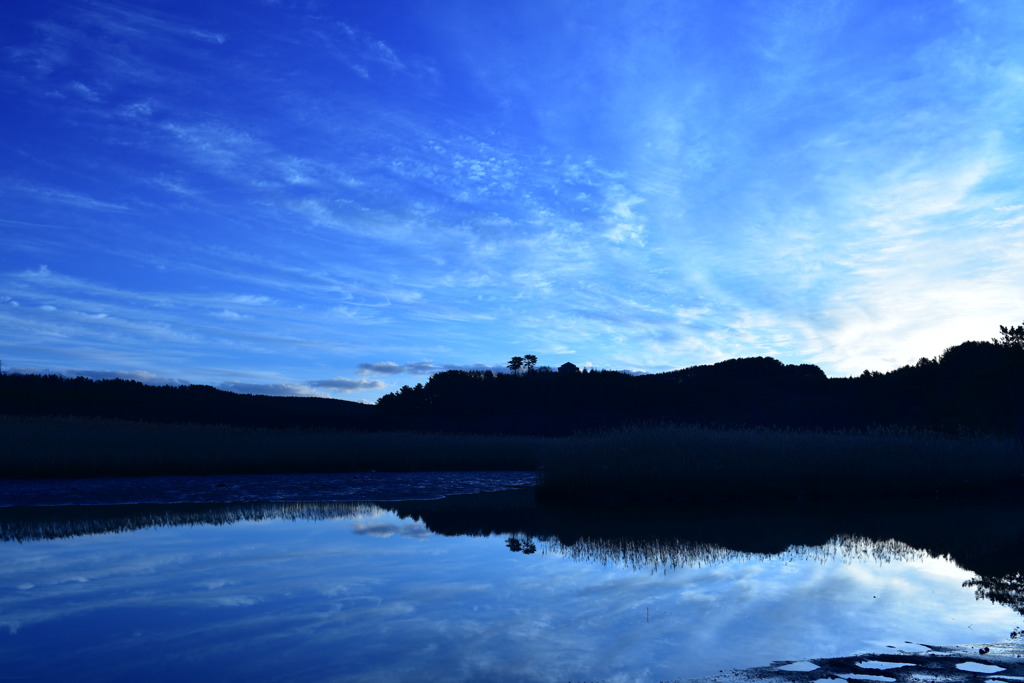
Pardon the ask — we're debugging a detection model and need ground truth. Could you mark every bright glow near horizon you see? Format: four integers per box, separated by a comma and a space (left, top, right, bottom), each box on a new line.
2, 1, 1024, 402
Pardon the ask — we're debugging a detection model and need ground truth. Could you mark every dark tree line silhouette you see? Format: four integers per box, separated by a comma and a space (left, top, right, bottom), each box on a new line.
377, 333, 1024, 437
3, 323, 1024, 438
0, 374, 374, 431
506, 355, 538, 375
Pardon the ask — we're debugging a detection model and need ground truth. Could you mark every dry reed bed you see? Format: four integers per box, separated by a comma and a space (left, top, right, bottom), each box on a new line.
0, 415, 546, 477
537, 424, 1023, 501
3, 417, 1020, 503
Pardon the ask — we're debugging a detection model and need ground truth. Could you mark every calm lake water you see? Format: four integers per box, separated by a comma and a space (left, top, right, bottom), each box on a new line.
1, 473, 1021, 682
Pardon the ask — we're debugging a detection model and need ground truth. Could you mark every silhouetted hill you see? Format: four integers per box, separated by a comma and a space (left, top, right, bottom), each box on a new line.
4, 337, 1023, 437
0, 374, 374, 431
377, 342, 1024, 436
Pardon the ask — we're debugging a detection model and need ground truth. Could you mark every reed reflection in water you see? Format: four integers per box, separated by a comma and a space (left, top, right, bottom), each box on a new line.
548, 533, 932, 573
0, 499, 1019, 682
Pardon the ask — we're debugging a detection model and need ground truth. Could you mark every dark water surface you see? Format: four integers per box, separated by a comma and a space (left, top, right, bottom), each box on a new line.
0, 470, 537, 506
0, 474, 1021, 682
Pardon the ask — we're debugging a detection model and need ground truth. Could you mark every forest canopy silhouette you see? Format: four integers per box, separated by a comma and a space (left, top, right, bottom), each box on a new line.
375, 335, 1024, 437
2, 323, 1023, 438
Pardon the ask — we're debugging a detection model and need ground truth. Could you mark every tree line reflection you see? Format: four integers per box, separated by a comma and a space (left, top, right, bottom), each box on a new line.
964, 572, 1024, 620
0, 501, 377, 543
1, 490, 1022, 621
525, 533, 932, 573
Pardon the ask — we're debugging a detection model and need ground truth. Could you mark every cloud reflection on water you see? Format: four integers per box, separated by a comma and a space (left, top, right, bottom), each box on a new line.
350, 519, 432, 539
0, 508, 1019, 682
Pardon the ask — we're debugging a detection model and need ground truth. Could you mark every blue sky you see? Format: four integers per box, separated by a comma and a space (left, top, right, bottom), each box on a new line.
3, 0, 1024, 402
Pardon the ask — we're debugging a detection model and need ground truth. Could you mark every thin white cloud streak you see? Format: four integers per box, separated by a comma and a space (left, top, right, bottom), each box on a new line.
8, 182, 130, 213
74, 2, 228, 46
2, 266, 284, 332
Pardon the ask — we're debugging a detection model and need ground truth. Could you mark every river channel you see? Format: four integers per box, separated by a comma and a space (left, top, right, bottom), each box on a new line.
1, 472, 1021, 682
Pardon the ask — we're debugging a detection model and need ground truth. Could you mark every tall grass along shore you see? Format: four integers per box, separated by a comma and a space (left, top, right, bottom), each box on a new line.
537, 423, 1023, 503
0, 415, 546, 477
2, 415, 1020, 503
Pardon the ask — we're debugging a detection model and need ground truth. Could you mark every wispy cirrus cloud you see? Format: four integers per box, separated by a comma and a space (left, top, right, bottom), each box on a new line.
4, 0, 1024, 398
75, 2, 230, 48
304, 20, 411, 79
9, 183, 130, 212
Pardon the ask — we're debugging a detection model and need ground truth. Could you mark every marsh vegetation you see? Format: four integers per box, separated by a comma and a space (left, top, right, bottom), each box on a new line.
3, 324, 1023, 503
0, 414, 546, 477
536, 423, 1023, 503
3, 414, 1020, 504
